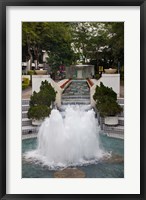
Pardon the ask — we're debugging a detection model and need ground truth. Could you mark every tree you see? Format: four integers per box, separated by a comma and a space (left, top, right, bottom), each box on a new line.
28, 80, 56, 120
93, 82, 123, 117
22, 22, 124, 71
70, 22, 124, 68
22, 22, 77, 70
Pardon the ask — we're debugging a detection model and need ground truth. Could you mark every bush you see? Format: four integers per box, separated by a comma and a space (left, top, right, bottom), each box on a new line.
28, 105, 51, 120
27, 70, 36, 75
95, 74, 100, 80
22, 78, 30, 90
28, 80, 57, 120
93, 82, 123, 117
22, 84, 28, 90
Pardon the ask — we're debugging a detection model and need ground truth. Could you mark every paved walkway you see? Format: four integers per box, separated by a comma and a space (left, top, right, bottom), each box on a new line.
120, 85, 124, 98
22, 86, 32, 99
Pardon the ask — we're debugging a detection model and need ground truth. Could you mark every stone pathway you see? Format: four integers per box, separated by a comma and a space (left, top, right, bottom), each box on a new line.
22, 86, 32, 99
62, 80, 90, 105
120, 85, 124, 97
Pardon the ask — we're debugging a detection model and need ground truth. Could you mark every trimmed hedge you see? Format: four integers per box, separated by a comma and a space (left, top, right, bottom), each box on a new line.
22, 78, 30, 90
28, 80, 56, 120
93, 82, 123, 117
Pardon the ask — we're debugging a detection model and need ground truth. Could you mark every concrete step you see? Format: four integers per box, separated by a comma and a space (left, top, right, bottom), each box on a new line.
107, 133, 124, 140
119, 104, 124, 107
103, 124, 124, 134
22, 105, 29, 112
118, 111, 124, 117
62, 95, 90, 99
22, 111, 28, 118
117, 98, 124, 104
61, 100, 90, 105
22, 118, 32, 126
22, 125, 39, 135
22, 99, 30, 105
22, 133, 37, 140
59, 104, 92, 112
118, 117, 124, 126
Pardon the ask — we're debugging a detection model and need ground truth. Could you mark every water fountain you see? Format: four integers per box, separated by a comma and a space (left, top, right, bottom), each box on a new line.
23, 81, 124, 178
25, 105, 109, 169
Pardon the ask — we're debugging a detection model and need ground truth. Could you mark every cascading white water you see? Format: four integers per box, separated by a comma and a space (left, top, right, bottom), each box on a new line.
25, 105, 109, 169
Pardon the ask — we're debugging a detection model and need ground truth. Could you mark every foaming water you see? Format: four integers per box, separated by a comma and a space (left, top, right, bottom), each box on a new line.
24, 105, 110, 170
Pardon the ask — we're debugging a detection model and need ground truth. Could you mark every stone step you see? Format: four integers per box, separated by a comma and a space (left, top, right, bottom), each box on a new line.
59, 104, 92, 112
22, 99, 30, 105
119, 104, 124, 107
103, 124, 124, 134
62, 100, 90, 105
22, 125, 39, 135
107, 133, 124, 140
118, 117, 124, 126
118, 111, 124, 117
63, 92, 89, 96
22, 133, 37, 140
61, 102, 91, 105
22, 118, 32, 126
62, 98, 90, 101
22, 111, 28, 118
117, 98, 124, 104
62, 95, 90, 99
22, 105, 29, 112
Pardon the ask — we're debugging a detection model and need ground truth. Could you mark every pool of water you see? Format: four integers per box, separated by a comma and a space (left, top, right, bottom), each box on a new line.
22, 134, 124, 178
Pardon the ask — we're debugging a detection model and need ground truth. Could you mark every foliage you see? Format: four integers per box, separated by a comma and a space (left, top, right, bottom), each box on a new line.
28, 80, 56, 120
120, 65, 124, 81
22, 84, 29, 90
93, 82, 123, 117
22, 22, 124, 73
27, 70, 36, 75
22, 78, 30, 90
28, 105, 51, 120
95, 74, 100, 80
22, 22, 77, 69
70, 22, 124, 68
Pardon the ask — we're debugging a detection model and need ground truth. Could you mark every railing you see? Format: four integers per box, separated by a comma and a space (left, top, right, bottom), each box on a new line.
60, 78, 72, 89
86, 79, 94, 87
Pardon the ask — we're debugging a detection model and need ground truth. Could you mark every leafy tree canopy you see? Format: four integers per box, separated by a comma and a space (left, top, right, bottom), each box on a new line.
22, 22, 124, 68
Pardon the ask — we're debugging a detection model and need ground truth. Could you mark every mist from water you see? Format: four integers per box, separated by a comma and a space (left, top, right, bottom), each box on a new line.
25, 105, 109, 169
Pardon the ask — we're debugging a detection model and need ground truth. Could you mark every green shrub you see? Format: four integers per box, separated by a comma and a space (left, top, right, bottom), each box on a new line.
27, 70, 36, 75
22, 84, 28, 90
28, 80, 57, 120
22, 78, 30, 90
93, 82, 123, 117
22, 78, 30, 85
95, 74, 100, 80
28, 105, 51, 120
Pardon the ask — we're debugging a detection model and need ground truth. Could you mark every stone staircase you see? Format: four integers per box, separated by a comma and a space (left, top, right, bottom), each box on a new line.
61, 80, 90, 105
22, 82, 124, 139
22, 99, 38, 135
102, 98, 124, 139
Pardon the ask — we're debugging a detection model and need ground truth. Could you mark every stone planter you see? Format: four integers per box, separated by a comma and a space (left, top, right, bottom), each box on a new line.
104, 116, 118, 125
35, 70, 47, 75
32, 119, 43, 126
104, 68, 117, 74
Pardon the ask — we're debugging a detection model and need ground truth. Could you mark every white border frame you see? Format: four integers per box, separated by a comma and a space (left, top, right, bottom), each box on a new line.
6, 6, 140, 194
